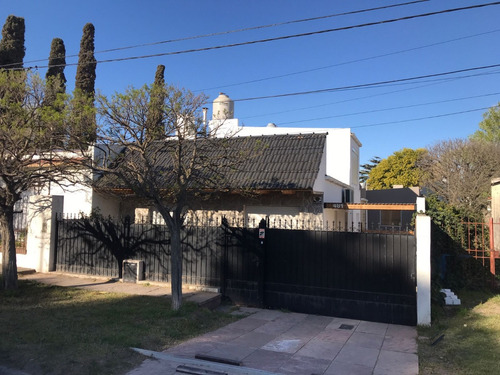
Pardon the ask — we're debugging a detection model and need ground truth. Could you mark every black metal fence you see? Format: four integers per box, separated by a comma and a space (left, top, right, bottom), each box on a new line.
55, 215, 222, 286
54, 215, 417, 325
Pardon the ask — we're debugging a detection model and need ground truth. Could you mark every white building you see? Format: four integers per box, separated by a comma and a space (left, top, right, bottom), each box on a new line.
210, 93, 363, 229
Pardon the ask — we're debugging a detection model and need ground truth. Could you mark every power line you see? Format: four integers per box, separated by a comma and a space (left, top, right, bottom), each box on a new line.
3, 1, 499, 71
233, 63, 500, 102
348, 107, 490, 129
196, 28, 500, 92
275, 92, 500, 126
0, 0, 430, 69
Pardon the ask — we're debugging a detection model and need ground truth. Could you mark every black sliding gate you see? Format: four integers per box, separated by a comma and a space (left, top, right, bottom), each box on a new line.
222, 226, 417, 326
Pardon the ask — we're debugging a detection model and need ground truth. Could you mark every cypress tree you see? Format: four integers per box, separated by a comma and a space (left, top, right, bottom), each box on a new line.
0, 15, 25, 70
45, 38, 66, 107
146, 64, 165, 141
72, 23, 96, 146
75, 23, 96, 98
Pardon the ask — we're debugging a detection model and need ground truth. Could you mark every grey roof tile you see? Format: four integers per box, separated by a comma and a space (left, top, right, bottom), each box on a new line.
97, 133, 327, 192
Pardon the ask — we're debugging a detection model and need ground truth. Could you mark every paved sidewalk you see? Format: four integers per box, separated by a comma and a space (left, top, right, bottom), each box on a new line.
18, 272, 419, 374
126, 308, 418, 375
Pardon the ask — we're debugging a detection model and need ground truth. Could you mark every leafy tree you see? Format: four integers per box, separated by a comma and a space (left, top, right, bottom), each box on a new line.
0, 71, 76, 290
366, 148, 426, 190
71, 23, 96, 145
470, 103, 500, 143
359, 156, 381, 184
421, 138, 500, 218
0, 15, 25, 70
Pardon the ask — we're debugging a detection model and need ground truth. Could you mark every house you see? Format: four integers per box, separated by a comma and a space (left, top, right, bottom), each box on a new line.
209, 93, 363, 229
94, 132, 347, 229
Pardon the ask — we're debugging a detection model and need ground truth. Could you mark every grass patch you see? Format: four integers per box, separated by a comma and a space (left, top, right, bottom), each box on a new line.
418, 289, 500, 374
0, 280, 239, 375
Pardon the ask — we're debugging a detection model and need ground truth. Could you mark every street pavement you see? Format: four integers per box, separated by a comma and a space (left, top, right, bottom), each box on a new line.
18, 272, 419, 374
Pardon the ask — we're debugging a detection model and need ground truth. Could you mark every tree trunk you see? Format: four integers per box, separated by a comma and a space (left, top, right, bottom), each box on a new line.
170, 221, 183, 311
1, 209, 18, 290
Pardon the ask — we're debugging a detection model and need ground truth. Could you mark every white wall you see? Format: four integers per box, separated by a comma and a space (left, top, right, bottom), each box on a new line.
17, 195, 63, 272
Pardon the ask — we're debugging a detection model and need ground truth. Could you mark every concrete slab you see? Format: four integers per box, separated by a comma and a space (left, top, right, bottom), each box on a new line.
278, 355, 331, 375
373, 350, 419, 375
346, 331, 385, 350
333, 344, 381, 368
294, 337, 343, 360
242, 349, 291, 372
325, 361, 373, 375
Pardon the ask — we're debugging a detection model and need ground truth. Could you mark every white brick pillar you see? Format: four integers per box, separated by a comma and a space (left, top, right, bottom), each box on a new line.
23, 195, 64, 272
416, 214, 431, 326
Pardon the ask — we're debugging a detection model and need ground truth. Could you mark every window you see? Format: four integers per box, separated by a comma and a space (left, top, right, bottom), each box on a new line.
342, 189, 353, 203
381, 210, 401, 226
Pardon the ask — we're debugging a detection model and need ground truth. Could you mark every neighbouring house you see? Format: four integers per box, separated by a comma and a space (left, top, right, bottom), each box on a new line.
364, 186, 421, 232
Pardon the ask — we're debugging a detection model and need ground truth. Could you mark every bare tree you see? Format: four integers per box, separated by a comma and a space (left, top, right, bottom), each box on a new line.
421, 138, 500, 218
88, 82, 245, 310
0, 71, 79, 289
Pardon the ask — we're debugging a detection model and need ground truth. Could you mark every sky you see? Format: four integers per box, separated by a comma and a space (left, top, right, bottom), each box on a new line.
1, 0, 500, 165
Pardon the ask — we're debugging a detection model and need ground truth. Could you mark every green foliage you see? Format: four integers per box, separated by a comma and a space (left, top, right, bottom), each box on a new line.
359, 156, 380, 184
72, 23, 96, 146
425, 194, 492, 291
0, 15, 25, 69
366, 148, 426, 189
75, 23, 96, 97
44, 38, 66, 109
471, 102, 500, 143
146, 64, 166, 141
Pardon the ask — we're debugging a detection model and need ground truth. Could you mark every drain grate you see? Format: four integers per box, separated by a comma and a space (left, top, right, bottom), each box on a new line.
339, 324, 355, 330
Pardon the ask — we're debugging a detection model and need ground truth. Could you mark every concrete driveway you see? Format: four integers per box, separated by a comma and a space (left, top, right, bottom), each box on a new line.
127, 307, 418, 375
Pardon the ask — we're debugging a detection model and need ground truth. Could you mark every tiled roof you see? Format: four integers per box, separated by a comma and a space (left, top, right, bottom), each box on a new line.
97, 133, 326, 191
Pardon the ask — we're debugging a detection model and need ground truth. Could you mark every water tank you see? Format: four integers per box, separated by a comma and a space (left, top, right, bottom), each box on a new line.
212, 93, 234, 120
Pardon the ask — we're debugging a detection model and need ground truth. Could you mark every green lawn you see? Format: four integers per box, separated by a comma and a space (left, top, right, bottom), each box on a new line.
0, 279, 238, 375
418, 289, 500, 375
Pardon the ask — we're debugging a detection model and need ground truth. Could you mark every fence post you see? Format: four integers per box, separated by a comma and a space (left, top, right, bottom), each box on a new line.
416, 214, 431, 326
258, 218, 266, 307
220, 218, 228, 296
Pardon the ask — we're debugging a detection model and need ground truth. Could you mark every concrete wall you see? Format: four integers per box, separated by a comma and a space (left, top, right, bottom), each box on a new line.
16, 195, 63, 272
416, 213, 431, 326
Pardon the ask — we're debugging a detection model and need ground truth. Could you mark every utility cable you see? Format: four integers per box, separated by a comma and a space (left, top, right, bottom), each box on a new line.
3, 1, 499, 71
0, 0, 430, 69
196, 28, 500, 92
275, 92, 500, 126
233, 63, 500, 102
348, 107, 490, 129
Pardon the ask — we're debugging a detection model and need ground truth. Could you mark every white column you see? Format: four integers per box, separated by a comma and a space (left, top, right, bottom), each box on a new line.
20, 195, 64, 272
416, 214, 431, 326
416, 196, 426, 213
